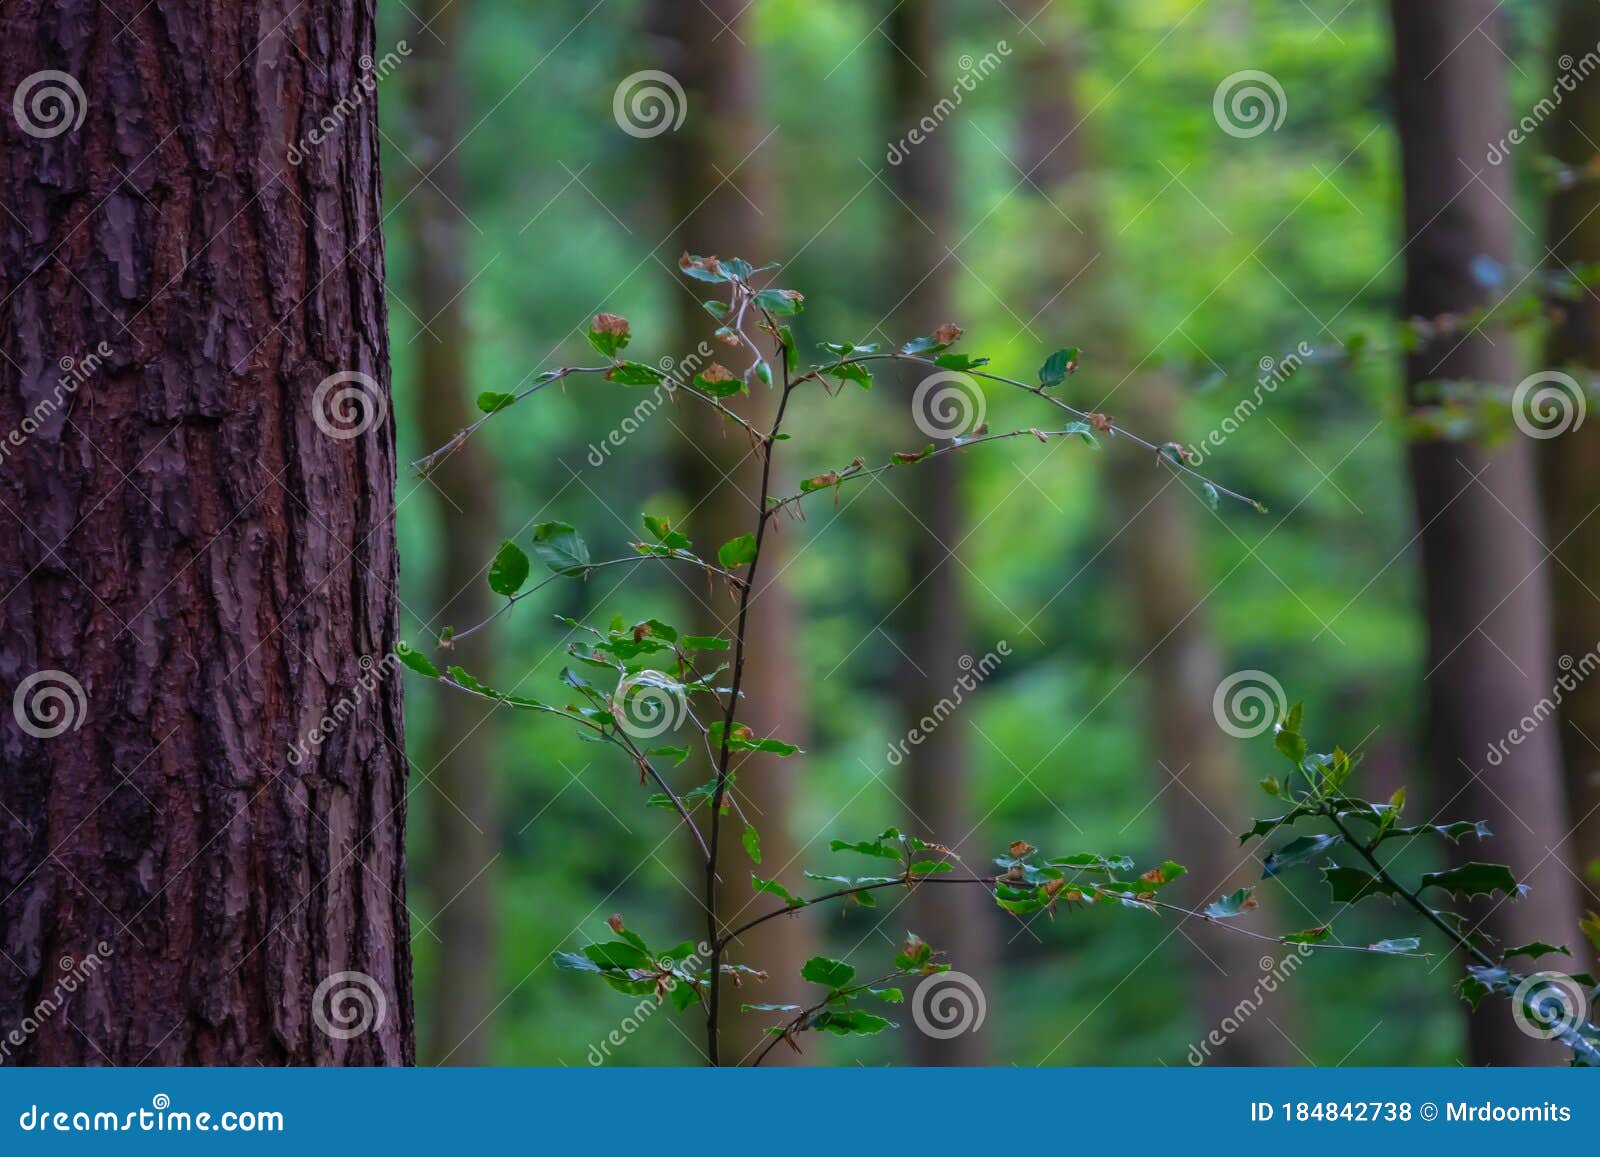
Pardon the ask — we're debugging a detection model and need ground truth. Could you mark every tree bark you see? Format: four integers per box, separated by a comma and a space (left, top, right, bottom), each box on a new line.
1391, 0, 1584, 1063
0, 2, 411, 1064
403, 0, 500, 1065
884, 0, 995, 1067
1540, 0, 1600, 921
649, 0, 817, 1067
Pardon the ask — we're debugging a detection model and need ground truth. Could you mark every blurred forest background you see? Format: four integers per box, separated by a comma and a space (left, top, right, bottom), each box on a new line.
378, 0, 1600, 1065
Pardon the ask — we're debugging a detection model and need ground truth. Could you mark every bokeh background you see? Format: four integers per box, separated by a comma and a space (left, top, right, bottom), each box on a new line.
375, 0, 1596, 1065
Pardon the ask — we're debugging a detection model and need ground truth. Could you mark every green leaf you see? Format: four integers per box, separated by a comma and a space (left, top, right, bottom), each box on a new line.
1038, 346, 1079, 387
1282, 926, 1332, 945
1204, 887, 1256, 918
587, 319, 630, 359
779, 326, 798, 374
934, 353, 990, 371
1377, 819, 1491, 844
752, 876, 805, 908
1274, 704, 1307, 764
753, 288, 803, 316
814, 1009, 893, 1036
554, 951, 603, 973
826, 361, 873, 391
1060, 421, 1099, 448
1419, 862, 1523, 900
582, 941, 654, 970
487, 540, 531, 596
909, 860, 953, 876
742, 823, 762, 865
1321, 865, 1402, 904
830, 838, 902, 861
895, 934, 935, 972
531, 522, 591, 576
1367, 937, 1422, 954
741, 1002, 802, 1013
1503, 941, 1572, 962
1201, 482, 1221, 511
800, 955, 856, 989
1262, 833, 1342, 878
605, 361, 666, 386
395, 643, 439, 678
718, 533, 758, 569
476, 390, 515, 414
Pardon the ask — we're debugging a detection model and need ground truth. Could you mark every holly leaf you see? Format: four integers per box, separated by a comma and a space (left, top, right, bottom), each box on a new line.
1503, 942, 1571, 962
1322, 866, 1402, 904
1262, 833, 1342, 878
1419, 862, 1523, 900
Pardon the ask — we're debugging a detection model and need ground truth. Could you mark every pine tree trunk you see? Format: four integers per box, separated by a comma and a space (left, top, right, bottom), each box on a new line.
1391, 0, 1583, 1064
403, 0, 500, 1065
650, 0, 817, 1067
0, 1, 412, 1064
1540, 0, 1600, 921
885, 0, 995, 1067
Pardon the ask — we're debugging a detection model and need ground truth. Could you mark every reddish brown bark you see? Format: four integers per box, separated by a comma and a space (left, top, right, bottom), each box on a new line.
1391, 0, 1584, 1063
650, 0, 817, 1066
0, 2, 411, 1064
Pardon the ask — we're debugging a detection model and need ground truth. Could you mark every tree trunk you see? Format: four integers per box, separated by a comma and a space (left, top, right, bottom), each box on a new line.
0, 2, 411, 1064
1391, 0, 1584, 1063
403, 0, 500, 1065
1108, 379, 1304, 1065
885, 0, 995, 1067
1540, 0, 1600, 920
650, 0, 817, 1067
1015, 2, 1297, 1064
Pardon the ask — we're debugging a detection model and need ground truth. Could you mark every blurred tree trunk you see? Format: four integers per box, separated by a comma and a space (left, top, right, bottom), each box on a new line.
884, 0, 995, 1067
0, 1, 411, 1063
404, 0, 500, 1064
651, 0, 816, 1067
1541, 0, 1600, 916
1017, 3, 1298, 1065
1391, 0, 1584, 1063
